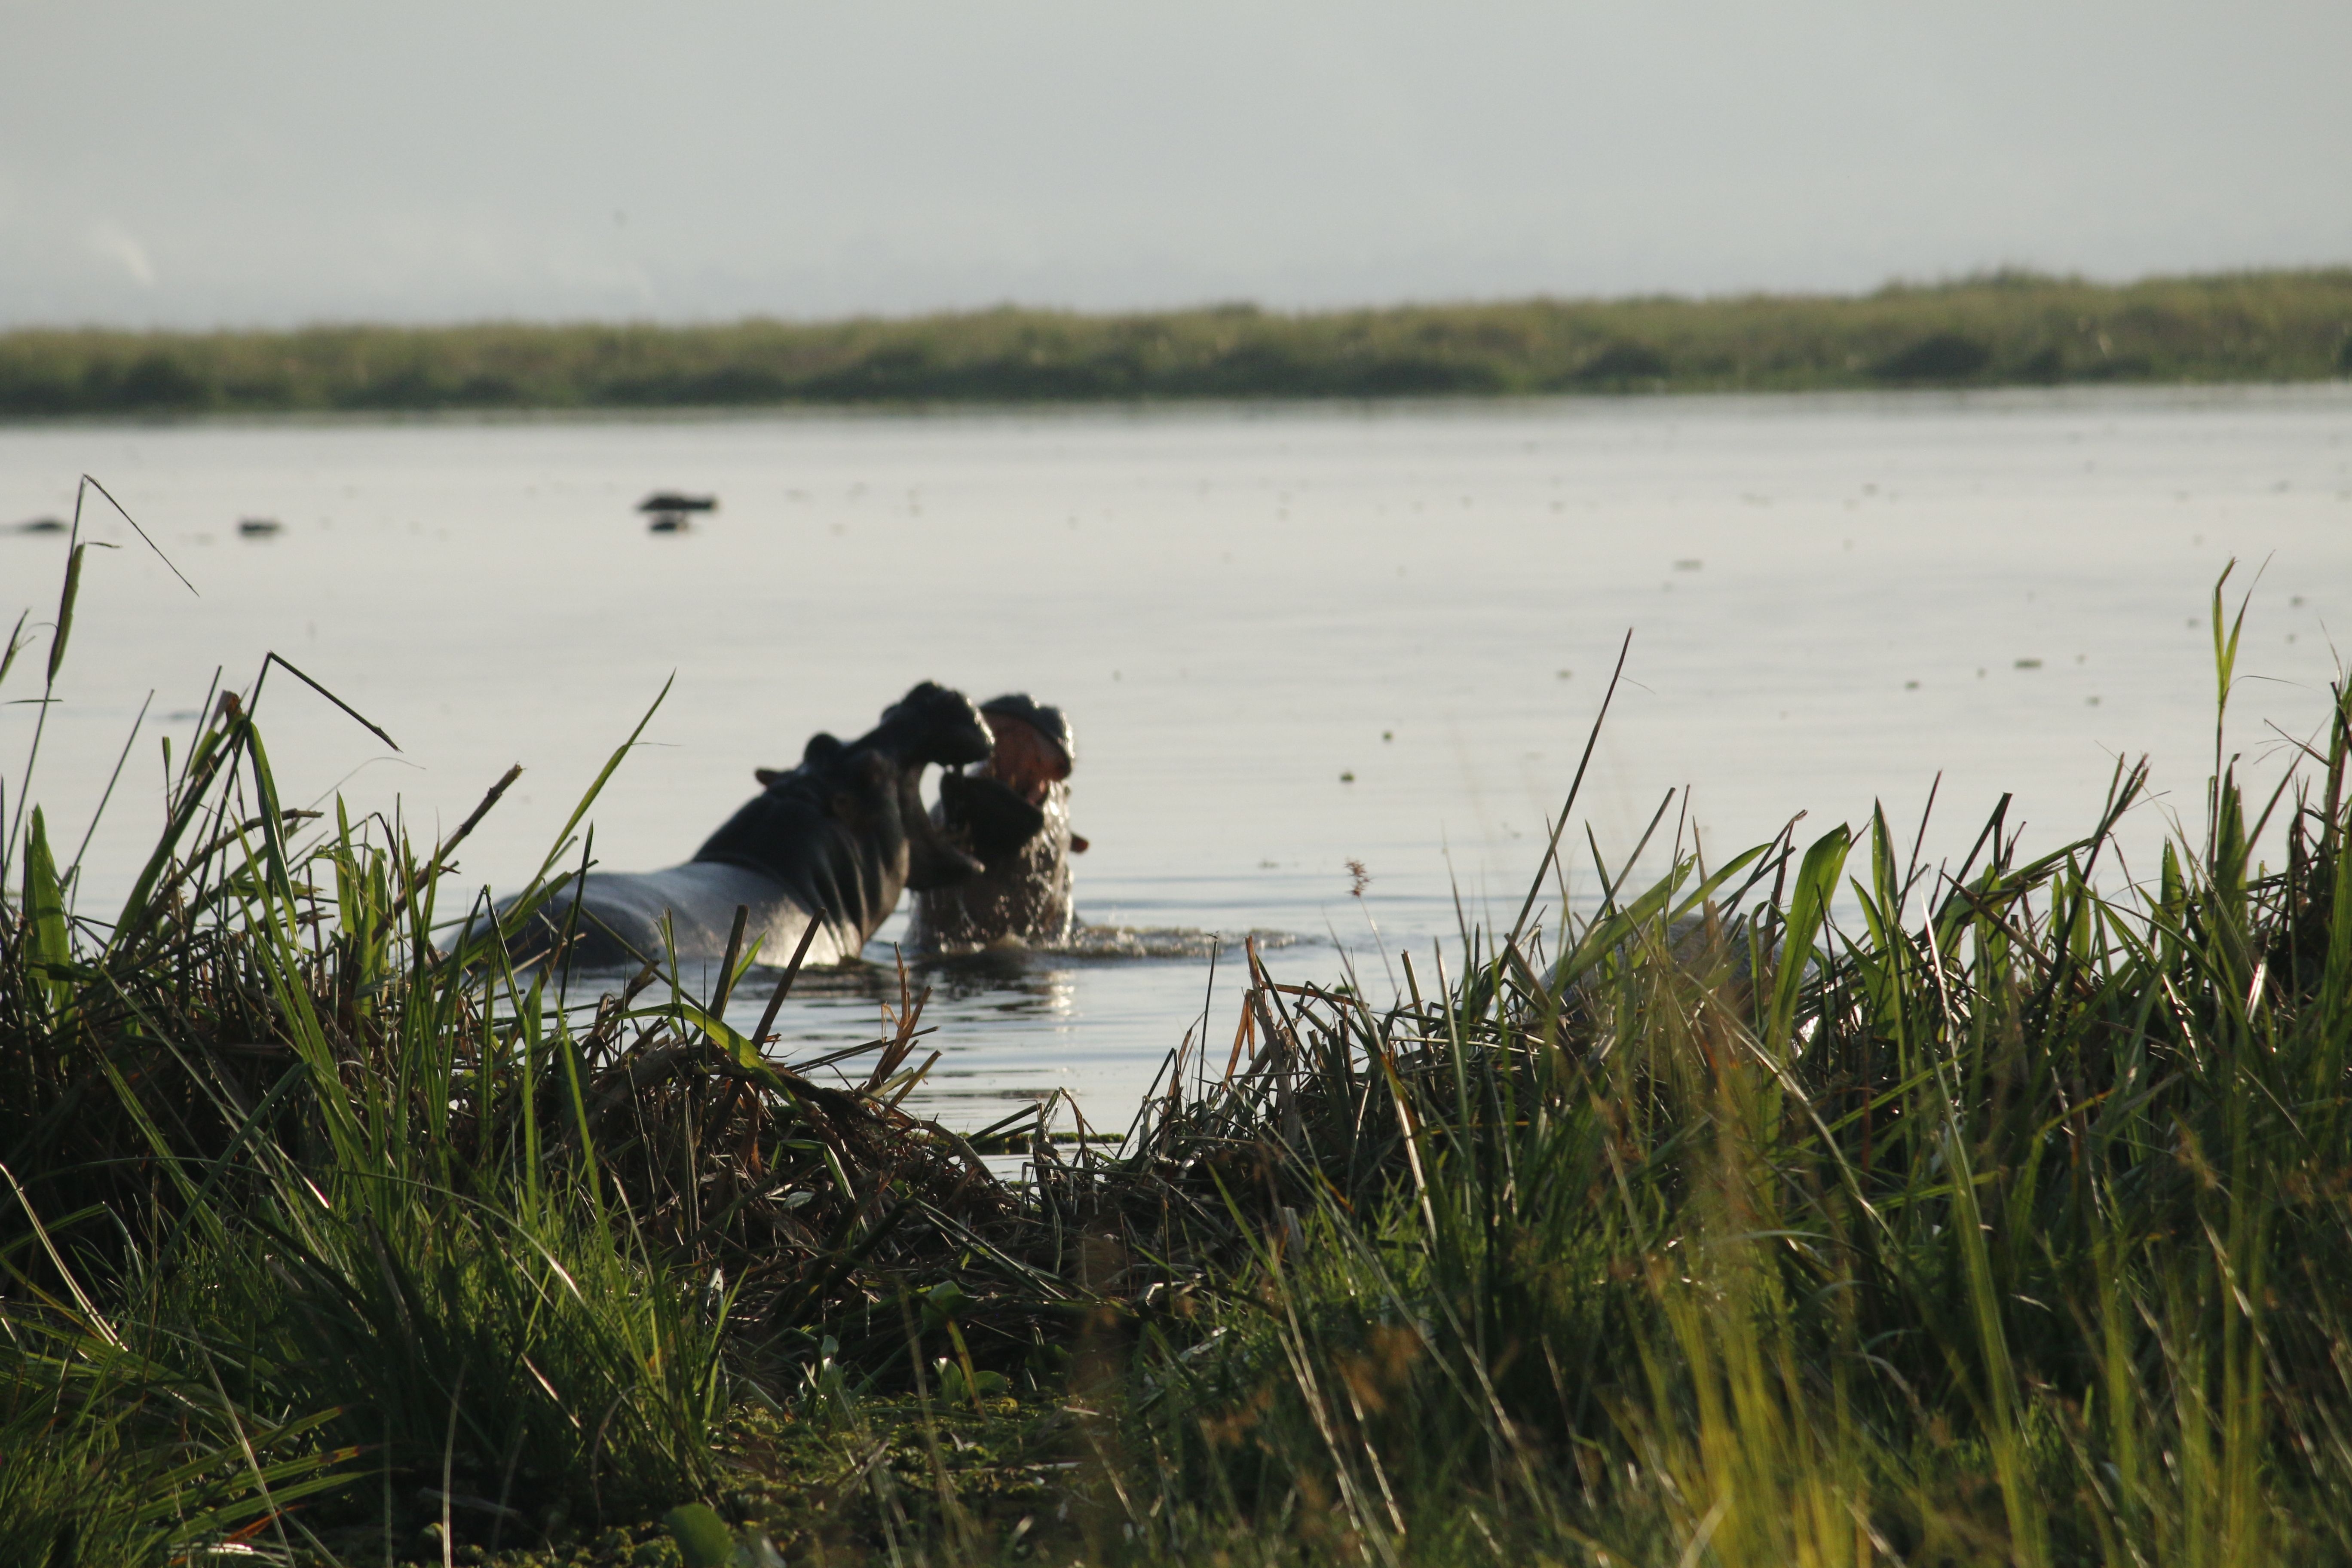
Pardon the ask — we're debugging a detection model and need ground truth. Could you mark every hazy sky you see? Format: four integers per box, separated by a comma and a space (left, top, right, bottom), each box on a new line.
4, 1, 2347, 328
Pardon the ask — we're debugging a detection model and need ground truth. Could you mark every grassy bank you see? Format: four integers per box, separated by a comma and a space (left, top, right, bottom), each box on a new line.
9, 537, 2352, 1565
4, 269, 2352, 418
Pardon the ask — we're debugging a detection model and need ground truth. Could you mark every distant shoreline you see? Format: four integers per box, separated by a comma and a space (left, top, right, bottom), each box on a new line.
4, 267, 2348, 418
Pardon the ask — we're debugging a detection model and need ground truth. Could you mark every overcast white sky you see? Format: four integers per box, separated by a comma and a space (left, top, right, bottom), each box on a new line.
3, 1, 2348, 328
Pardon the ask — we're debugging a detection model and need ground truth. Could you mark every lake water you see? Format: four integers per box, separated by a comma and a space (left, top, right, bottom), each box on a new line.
5, 386, 2349, 1136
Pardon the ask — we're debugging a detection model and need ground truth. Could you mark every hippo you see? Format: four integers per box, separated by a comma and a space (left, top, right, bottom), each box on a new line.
481, 682, 995, 973
906, 694, 1086, 952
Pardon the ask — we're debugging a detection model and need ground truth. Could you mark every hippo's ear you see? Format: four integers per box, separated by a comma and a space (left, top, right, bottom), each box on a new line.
753, 767, 786, 787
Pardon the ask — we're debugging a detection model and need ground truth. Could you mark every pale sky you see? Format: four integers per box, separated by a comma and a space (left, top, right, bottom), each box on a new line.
3, 0, 2348, 328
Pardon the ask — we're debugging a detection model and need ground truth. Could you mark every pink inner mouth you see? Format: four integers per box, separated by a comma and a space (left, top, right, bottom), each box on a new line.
978, 714, 1071, 807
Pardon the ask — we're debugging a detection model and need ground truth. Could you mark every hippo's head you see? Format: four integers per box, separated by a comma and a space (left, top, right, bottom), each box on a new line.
851, 683, 998, 891
906, 694, 1085, 952
976, 695, 1073, 797
719, 683, 995, 905
865, 681, 996, 770
927, 695, 1072, 861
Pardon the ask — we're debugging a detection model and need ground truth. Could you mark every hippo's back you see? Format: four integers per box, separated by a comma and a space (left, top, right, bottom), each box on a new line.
483, 862, 853, 974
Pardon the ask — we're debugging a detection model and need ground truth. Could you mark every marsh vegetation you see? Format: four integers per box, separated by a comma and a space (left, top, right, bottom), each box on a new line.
3, 268, 2349, 418
9, 535, 2352, 1565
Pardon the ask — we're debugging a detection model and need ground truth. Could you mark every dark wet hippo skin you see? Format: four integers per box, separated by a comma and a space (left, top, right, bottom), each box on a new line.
484, 682, 994, 972
907, 695, 1083, 952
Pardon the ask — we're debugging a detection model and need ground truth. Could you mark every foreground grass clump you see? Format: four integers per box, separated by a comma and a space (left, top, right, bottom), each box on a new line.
9, 537, 2352, 1564
2, 267, 2349, 419
0, 526, 1073, 1562
1085, 602, 2352, 1565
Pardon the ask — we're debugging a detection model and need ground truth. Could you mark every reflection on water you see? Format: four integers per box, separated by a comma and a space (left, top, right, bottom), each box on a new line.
522, 921, 1307, 1133
716, 928, 1312, 1131
6, 387, 2349, 1134
916, 949, 1084, 1017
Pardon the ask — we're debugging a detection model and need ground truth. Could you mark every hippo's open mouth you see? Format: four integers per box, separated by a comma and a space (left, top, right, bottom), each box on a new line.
906, 694, 1083, 953
970, 695, 1074, 806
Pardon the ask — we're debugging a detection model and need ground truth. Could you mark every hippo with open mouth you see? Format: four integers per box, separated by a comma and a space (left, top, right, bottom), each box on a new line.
481, 682, 995, 973
906, 693, 1086, 952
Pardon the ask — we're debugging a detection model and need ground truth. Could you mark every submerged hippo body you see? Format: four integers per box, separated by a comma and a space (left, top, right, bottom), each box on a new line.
484, 683, 994, 972
907, 695, 1083, 953
528, 861, 858, 970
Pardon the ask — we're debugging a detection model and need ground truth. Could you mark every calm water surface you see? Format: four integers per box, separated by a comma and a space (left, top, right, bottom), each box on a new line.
5, 388, 2349, 1132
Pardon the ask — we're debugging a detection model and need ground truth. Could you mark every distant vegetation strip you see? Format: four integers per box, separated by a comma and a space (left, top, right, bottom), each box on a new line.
4, 267, 2351, 416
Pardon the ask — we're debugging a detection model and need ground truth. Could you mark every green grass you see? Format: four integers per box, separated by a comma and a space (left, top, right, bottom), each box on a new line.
9, 527, 2352, 1565
3, 267, 2350, 420
1, 503, 1057, 1562
1082, 577, 2352, 1565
